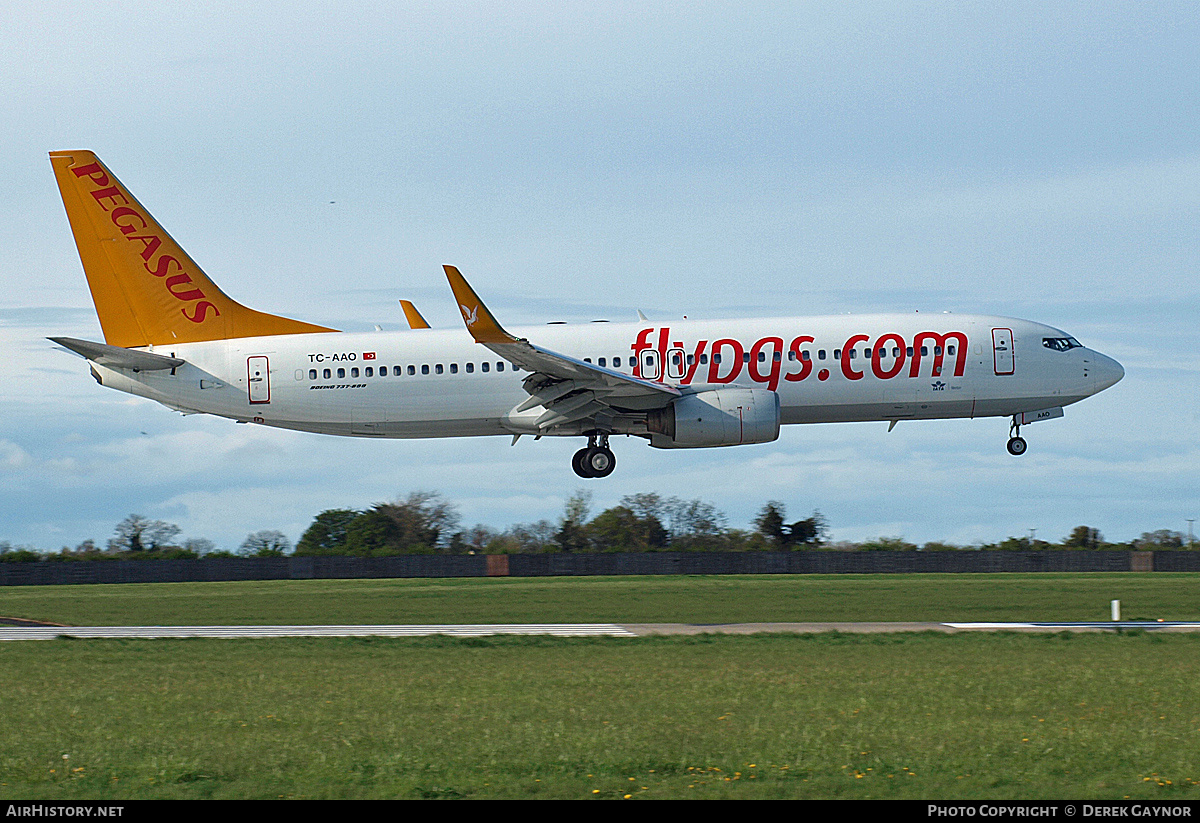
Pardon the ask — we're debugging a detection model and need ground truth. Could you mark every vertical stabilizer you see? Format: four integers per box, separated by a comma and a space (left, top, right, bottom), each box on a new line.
50, 150, 337, 347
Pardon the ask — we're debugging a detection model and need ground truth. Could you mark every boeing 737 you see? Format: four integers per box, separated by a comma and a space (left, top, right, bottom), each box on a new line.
48, 151, 1123, 477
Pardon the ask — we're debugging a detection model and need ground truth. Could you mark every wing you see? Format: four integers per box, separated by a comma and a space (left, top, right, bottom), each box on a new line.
444, 265, 679, 434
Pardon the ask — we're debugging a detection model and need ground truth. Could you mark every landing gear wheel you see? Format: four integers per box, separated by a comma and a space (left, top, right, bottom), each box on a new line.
584, 446, 616, 478
571, 433, 616, 478
1006, 416, 1028, 456
572, 448, 593, 478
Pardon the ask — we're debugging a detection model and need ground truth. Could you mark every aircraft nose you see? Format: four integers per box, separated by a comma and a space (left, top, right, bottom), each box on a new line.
1092, 351, 1124, 392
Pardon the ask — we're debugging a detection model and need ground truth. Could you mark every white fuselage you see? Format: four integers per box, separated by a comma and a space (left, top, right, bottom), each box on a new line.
90, 313, 1123, 443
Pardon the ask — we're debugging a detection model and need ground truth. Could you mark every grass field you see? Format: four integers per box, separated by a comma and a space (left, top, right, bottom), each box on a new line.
2, 574, 1199, 800
2, 572, 1199, 626
1, 633, 1199, 800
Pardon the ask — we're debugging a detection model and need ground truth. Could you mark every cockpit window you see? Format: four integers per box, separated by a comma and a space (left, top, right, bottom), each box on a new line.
1043, 337, 1082, 352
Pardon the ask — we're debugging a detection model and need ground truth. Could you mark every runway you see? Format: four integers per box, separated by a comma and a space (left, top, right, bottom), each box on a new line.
4, 621, 1200, 640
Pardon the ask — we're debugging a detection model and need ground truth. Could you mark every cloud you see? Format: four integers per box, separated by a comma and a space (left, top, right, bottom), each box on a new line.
0, 441, 32, 471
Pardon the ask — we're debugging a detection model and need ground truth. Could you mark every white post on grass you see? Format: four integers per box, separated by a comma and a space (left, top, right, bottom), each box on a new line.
1111, 599, 1121, 622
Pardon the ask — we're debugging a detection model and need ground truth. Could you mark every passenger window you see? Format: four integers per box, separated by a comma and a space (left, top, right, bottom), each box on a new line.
365, 367, 373, 377
323, 368, 331, 379
818, 350, 826, 360
743, 352, 750, 363
497, 362, 504, 372
802, 351, 811, 361
337, 368, 346, 379
393, 366, 401, 376
421, 365, 429, 375
309, 369, 317, 380
466, 362, 474, 373
948, 346, 956, 355
450, 363, 458, 374
700, 354, 709, 365
907, 347, 914, 357
435, 364, 443, 374
407, 365, 415, 376
834, 349, 841, 360
482, 362, 490, 372
598, 357, 606, 367
351, 368, 359, 378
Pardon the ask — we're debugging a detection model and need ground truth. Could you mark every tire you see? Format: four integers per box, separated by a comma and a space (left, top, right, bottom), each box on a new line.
572, 448, 594, 477
1007, 436, 1027, 456
585, 447, 616, 477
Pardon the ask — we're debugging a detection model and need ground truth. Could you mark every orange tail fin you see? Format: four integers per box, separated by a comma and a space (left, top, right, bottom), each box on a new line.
50, 150, 337, 347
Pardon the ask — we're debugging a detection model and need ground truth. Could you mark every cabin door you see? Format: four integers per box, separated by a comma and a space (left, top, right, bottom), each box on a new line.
248, 356, 271, 404
992, 328, 1014, 375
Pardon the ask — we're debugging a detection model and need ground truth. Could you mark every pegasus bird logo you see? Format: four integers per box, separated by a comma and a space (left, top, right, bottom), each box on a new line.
459, 304, 479, 327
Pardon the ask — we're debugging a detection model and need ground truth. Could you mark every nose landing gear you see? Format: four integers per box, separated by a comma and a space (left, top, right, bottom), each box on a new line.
572, 433, 616, 478
1007, 417, 1027, 456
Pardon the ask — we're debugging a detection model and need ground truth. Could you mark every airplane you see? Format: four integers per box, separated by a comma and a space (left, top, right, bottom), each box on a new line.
48, 150, 1124, 478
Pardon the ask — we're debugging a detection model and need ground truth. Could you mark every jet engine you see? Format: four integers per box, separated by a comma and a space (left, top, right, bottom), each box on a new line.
646, 388, 780, 448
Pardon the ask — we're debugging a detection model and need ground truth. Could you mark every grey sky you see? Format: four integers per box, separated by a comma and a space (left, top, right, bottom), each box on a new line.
2, 2, 1196, 551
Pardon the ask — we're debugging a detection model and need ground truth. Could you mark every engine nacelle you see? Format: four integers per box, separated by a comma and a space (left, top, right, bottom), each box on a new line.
646, 388, 780, 449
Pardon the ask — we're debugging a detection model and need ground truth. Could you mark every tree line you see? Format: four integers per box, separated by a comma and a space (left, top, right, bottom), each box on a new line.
0, 513, 291, 562
292, 492, 827, 556
0, 494, 1195, 562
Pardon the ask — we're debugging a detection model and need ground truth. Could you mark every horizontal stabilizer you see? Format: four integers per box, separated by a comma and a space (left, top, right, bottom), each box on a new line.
49, 337, 184, 371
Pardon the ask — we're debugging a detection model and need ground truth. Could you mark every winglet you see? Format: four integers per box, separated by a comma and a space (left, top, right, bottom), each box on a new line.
443, 265, 518, 344
399, 300, 431, 329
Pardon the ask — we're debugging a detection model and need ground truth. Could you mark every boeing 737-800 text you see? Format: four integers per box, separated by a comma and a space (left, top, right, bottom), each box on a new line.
48, 151, 1123, 477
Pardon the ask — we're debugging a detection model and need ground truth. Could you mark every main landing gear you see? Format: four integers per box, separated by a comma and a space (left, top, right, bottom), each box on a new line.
572, 433, 616, 478
1007, 417, 1027, 456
